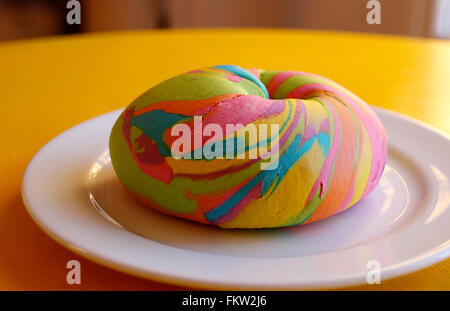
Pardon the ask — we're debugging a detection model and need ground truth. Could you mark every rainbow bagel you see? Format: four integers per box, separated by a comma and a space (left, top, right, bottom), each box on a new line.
109, 65, 387, 228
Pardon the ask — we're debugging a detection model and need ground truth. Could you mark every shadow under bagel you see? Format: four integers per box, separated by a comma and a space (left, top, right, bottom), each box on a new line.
85, 142, 418, 258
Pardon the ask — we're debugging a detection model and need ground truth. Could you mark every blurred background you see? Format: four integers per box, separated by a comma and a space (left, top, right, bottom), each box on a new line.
0, 0, 449, 42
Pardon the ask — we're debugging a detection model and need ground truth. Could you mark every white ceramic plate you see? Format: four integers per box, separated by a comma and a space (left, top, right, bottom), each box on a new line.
22, 107, 450, 290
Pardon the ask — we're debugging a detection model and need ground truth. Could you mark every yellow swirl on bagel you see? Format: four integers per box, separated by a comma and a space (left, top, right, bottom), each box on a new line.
109, 65, 387, 228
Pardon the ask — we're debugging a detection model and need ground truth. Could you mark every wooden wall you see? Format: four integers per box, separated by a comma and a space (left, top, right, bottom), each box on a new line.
78, 0, 444, 38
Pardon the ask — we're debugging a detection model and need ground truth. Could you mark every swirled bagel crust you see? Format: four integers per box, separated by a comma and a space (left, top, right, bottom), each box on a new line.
109, 65, 388, 228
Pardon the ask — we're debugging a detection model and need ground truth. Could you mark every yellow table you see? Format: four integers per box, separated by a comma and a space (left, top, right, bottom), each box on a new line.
0, 29, 449, 290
